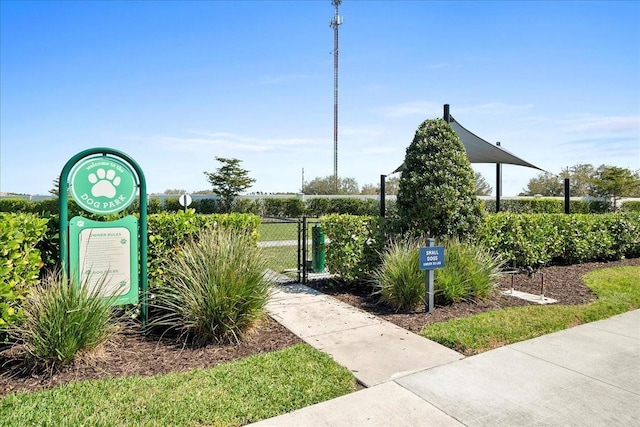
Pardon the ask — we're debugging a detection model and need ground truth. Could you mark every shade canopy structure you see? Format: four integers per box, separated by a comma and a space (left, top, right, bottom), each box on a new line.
394, 104, 543, 173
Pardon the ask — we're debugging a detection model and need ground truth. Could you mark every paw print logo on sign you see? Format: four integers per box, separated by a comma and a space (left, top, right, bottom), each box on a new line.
69, 155, 137, 215
88, 168, 121, 198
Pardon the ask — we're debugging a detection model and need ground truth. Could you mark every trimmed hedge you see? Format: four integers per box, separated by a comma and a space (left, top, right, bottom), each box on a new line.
320, 212, 640, 281
3, 196, 635, 217
621, 201, 640, 213
1, 213, 49, 332
0, 197, 381, 217
320, 214, 385, 281
480, 212, 640, 267
482, 198, 610, 214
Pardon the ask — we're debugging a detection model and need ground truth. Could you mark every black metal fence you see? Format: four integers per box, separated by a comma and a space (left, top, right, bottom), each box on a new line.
258, 217, 325, 284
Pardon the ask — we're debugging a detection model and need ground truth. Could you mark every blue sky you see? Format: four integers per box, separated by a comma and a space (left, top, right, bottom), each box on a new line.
1, 0, 639, 196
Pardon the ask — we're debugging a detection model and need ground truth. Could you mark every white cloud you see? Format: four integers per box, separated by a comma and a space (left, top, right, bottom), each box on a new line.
129, 131, 328, 154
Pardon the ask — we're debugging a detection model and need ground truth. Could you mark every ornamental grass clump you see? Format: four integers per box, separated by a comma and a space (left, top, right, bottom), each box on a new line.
371, 237, 424, 311
10, 271, 117, 371
151, 228, 272, 345
435, 238, 504, 304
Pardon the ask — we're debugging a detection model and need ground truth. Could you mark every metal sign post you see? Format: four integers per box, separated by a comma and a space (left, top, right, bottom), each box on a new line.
419, 238, 445, 313
59, 148, 148, 325
178, 193, 192, 213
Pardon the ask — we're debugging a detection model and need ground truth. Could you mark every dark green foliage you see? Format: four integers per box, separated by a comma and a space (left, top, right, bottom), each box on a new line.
482, 198, 611, 214
231, 198, 262, 214
621, 201, 640, 213
371, 237, 424, 311
397, 119, 483, 239
150, 228, 271, 344
302, 175, 359, 195
203, 157, 256, 213
479, 212, 640, 267
435, 238, 504, 305
263, 198, 305, 217
371, 237, 503, 310
320, 214, 385, 281
147, 212, 260, 286
591, 165, 640, 207
306, 198, 331, 217
0, 213, 49, 335
192, 197, 220, 214
9, 271, 117, 370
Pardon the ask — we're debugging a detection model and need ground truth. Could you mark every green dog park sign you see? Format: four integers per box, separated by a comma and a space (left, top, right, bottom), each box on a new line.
59, 148, 149, 324
69, 156, 137, 215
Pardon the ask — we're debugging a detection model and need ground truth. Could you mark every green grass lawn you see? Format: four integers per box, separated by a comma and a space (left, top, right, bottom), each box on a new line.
421, 266, 640, 355
261, 246, 299, 273
257, 222, 298, 242
0, 344, 355, 427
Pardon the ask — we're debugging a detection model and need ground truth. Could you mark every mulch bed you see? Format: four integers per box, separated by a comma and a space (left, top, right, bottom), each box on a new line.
2, 257, 638, 397
0, 317, 301, 397
306, 258, 640, 334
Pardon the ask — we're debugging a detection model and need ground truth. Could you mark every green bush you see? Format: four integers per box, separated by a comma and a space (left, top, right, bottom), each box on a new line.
571, 199, 610, 214
306, 198, 331, 217
435, 239, 504, 304
371, 237, 423, 311
304, 197, 380, 217
9, 271, 117, 370
147, 211, 260, 285
480, 212, 640, 267
232, 198, 262, 215
0, 198, 34, 213
480, 213, 560, 268
321, 214, 385, 281
150, 228, 271, 344
604, 213, 640, 258
397, 118, 483, 239
555, 215, 614, 263
0, 213, 49, 334
482, 198, 610, 214
262, 198, 305, 217
621, 201, 640, 213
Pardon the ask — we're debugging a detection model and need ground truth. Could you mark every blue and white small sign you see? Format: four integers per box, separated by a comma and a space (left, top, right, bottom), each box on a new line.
419, 246, 445, 270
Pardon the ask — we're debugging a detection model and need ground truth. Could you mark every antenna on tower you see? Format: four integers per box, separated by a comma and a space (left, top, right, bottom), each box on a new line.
330, 0, 343, 194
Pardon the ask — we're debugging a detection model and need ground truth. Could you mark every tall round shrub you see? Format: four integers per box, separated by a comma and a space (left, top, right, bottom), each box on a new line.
397, 119, 483, 239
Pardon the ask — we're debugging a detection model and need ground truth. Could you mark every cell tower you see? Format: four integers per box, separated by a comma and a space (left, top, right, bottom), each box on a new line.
330, 0, 343, 193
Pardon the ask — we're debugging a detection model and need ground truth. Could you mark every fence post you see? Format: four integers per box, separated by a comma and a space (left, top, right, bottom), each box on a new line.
380, 174, 386, 217
564, 178, 570, 214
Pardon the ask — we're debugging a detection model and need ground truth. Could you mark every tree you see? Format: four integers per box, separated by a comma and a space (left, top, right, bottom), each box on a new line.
384, 176, 400, 195
302, 176, 359, 195
203, 157, 255, 212
562, 163, 596, 196
590, 165, 640, 209
49, 177, 60, 197
360, 176, 401, 196
360, 183, 378, 195
474, 172, 492, 196
521, 172, 564, 196
397, 118, 483, 239
163, 188, 187, 194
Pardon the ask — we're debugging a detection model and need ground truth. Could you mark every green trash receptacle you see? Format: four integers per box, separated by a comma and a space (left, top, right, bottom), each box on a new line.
311, 224, 325, 273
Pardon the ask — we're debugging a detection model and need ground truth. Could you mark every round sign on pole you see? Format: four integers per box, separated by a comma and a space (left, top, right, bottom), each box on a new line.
69, 156, 138, 215
178, 194, 192, 207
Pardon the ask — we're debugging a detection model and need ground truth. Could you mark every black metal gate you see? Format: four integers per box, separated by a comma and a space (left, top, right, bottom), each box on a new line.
259, 216, 323, 285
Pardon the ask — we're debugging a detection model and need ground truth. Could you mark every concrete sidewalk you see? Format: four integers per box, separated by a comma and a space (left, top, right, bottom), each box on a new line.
266, 283, 463, 387
253, 283, 640, 426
